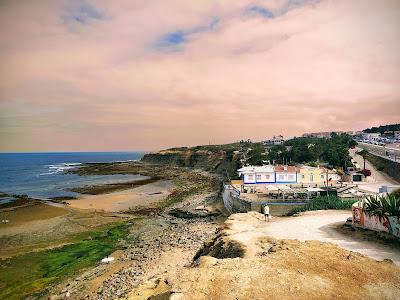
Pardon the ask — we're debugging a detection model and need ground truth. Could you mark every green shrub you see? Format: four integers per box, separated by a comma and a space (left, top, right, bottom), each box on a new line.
288, 196, 356, 215
364, 194, 400, 218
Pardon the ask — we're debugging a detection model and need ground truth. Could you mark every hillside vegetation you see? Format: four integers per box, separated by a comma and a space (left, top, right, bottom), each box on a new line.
363, 123, 400, 134
142, 134, 357, 178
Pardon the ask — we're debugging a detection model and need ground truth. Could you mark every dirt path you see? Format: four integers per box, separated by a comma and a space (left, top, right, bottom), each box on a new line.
128, 211, 400, 300
228, 210, 400, 264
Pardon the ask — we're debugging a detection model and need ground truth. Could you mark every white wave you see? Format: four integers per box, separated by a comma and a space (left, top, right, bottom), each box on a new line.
39, 172, 57, 176
45, 162, 82, 174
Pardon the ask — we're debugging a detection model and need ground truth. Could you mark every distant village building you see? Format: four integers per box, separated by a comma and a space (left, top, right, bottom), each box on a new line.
302, 131, 344, 138
263, 135, 284, 146
362, 133, 381, 142
394, 131, 400, 139
238, 164, 340, 185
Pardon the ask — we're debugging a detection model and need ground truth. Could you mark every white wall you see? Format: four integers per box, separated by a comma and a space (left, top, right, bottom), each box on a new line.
244, 172, 275, 183
243, 173, 256, 183
255, 172, 275, 183
275, 172, 297, 182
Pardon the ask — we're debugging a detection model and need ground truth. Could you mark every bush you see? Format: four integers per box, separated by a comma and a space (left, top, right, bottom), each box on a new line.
391, 189, 400, 199
287, 196, 356, 215
364, 194, 400, 218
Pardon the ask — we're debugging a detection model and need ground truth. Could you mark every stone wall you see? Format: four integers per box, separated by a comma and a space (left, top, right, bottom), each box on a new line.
222, 185, 251, 214
365, 153, 400, 183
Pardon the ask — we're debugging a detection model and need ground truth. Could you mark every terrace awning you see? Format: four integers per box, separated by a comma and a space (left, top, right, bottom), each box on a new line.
306, 187, 324, 192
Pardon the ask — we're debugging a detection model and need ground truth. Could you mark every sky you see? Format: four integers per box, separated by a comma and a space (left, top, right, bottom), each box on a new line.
0, 0, 400, 152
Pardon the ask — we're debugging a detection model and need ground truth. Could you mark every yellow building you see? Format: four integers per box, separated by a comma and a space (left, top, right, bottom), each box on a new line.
298, 166, 327, 184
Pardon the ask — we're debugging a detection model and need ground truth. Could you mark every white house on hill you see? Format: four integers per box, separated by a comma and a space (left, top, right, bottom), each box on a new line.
263, 135, 284, 145
237, 165, 275, 184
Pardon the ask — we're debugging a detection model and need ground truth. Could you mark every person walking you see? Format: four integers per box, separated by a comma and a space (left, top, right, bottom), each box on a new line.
263, 204, 270, 222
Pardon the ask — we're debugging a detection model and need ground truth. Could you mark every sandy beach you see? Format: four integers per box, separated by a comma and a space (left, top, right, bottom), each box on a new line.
67, 180, 175, 212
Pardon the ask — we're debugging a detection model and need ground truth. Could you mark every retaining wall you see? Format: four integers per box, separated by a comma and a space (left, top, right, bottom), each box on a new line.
365, 153, 400, 183
222, 185, 251, 214
352, 204, 400, 238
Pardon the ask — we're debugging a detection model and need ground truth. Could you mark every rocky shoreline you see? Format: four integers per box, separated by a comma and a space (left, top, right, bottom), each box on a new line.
47, 211, 223, 300
98, 215, 220, 299
44, 164, 226, 300
1, 160, 226, 299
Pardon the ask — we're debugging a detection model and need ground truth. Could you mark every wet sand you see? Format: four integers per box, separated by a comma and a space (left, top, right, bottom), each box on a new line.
0, 200, 68, 227
67, 180, 175, 212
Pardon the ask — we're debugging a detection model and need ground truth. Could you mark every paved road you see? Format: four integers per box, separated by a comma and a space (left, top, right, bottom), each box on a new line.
262, 210, 400, 265
357, 142, 400, 162
350, 148, 399, 193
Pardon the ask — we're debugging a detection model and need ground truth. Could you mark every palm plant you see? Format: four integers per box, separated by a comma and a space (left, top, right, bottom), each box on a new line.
363, 193, 400, 218
363, 195, 384, 218
381, 193, 400, 217
357, 149, 369, 170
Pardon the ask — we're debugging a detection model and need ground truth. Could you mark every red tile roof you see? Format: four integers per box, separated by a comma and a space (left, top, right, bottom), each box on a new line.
274, 165, 298, 172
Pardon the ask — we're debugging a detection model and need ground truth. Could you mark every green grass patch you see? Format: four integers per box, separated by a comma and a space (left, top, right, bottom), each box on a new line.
0, 222, 129, 300
287, 196, 356, 216
158, 180, 209, 209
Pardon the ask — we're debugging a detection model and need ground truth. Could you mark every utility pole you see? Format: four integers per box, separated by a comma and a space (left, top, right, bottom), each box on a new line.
324, 168, 330, 198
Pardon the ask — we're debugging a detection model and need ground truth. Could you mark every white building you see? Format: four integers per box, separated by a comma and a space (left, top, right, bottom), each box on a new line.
263, 135, 284, 146
394, 131, 400, 139
237, 165, 275, 184
274, 165, 298, 183
362, 133, 381, 142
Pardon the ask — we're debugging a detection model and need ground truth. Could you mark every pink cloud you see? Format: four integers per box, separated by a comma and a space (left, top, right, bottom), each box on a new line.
0, 0, 400, 152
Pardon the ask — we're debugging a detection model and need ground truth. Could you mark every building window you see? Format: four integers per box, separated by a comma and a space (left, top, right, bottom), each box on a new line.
256, 174, 262, 181
278, 174, 284, 180
265, 174, 270, 179
247, 174, 254, 181
321, 175, 324, 179
288, 174, 294, 180
302, 175, 305, 179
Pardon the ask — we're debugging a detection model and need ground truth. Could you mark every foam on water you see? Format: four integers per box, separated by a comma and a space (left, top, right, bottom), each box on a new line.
0, 152, 145, 199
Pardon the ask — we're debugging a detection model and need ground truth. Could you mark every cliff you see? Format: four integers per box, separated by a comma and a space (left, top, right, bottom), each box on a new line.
141, 144, 244, 179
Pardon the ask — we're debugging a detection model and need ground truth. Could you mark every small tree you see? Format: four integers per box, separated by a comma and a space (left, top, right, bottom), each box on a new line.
357, 149, 369, 170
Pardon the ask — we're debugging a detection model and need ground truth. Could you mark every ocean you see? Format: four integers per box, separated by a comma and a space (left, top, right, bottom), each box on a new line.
0, 152, 145, 200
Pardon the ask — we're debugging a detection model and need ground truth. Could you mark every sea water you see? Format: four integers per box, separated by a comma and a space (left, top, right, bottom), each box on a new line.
0, 152, 145, 200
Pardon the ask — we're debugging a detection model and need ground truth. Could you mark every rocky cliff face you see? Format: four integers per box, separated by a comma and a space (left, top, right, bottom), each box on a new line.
141, 146, 242, 179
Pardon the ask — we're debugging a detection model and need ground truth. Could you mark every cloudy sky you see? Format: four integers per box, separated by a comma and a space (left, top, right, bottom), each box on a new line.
1, 0, 399, 152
